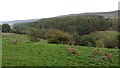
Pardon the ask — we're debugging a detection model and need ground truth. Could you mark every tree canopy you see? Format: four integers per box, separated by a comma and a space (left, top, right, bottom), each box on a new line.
2, 24, 12, 33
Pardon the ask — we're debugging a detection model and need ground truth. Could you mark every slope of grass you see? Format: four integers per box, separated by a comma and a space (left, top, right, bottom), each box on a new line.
2, 33, 119, 66
0, 33, 2, 67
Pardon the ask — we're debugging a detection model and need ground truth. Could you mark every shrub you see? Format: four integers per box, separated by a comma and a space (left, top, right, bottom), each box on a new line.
94, 31, 118, 48
74, 36, 81, 45
11, 37, 20, 44
95, 39, 105, 48
76, 31, 118, 48
79, 35, 96, 47
45, 29, 75, 45
67, 47, 78, 55
101, 35, 118, 48
39, 29, 47, 39
117, 35, 120, 49
27, 28, 40, 42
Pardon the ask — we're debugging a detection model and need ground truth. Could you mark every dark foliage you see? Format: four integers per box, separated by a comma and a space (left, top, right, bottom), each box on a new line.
2, 24, 12, 33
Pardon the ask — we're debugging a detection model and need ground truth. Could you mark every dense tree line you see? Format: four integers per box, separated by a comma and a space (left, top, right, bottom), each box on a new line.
11, 15, 119, 48
35, 16, 111, 35
13, 16, 118, 35
108, 17, 118, 31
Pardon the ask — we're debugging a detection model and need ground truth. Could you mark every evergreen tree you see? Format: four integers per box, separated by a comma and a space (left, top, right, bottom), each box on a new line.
2, 24, 12, 32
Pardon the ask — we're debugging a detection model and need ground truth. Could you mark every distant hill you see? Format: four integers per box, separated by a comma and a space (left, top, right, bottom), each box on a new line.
0, 19, 39, 25
0, 10, 118, 25
59, 10, 118, 18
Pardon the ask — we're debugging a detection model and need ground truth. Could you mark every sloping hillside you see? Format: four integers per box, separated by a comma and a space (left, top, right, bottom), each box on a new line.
2, 33, 119, 66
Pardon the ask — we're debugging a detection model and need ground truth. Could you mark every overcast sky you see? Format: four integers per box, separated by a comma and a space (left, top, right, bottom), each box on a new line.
0, 0, 119, 21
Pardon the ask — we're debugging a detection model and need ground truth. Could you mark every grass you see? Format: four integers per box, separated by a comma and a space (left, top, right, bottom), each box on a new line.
0, 32, 2, 67
2, 33, 119, 66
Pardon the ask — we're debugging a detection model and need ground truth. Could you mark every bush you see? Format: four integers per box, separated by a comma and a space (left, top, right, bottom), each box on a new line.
28, 28, 40, 42
39, 29, 47, 39
96, 35, 118, 48
75, 31, 118, 48
67, 47, 78, 55
11, 37, 20, 44
95, 39, 105, 48
45, 29, 75, 45
94, 31, 118, 48
76, 35, 96, 47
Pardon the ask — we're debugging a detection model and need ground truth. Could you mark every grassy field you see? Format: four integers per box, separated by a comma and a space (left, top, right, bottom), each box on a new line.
2, 33, 119, 66
0, 32, 2, 67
